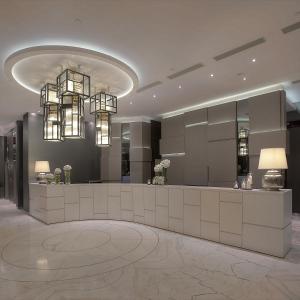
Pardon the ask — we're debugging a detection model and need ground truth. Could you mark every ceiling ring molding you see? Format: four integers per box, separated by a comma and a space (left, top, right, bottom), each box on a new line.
4, 45, 139, 99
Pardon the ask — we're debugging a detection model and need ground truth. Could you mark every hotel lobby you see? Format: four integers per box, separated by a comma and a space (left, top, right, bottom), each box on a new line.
1, 1, 300, 299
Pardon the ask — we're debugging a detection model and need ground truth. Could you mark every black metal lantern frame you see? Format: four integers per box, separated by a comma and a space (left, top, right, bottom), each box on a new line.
43, 104, 64, 141
40, 83, 61, 106
90, 92, 117, 114
61, 95, 85, 139
57, 69, 90, 99
95, 111, 111, 147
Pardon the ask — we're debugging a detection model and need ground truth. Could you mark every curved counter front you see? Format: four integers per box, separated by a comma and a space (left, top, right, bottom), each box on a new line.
29, 183, 292, 257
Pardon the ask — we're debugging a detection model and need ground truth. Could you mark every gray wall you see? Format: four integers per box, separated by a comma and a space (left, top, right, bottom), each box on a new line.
23, 113, 101, 211
160, 114, 185, 184
207, 102, 237, 187
184, 109, 208, 185
160, 91, 286, 188
101, 123, 122, 182
130, 122, 152, 183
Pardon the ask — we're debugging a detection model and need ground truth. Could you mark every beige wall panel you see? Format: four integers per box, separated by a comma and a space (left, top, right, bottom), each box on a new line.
207, 121, 236, 141
208, 102, 236, 124
249, 130, 287, 156
184, 108, 207, 126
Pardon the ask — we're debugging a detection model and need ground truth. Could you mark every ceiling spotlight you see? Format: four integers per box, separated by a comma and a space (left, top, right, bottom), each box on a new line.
210, 74, 214, 78
130, 101, 133, 105
251, 58, 256, 63
153, 94, 157, 98
243, 77, 247, 81
178, 85, 182, 89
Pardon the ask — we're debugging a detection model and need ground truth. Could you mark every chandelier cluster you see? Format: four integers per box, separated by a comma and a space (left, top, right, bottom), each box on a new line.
40, 68, 117, 147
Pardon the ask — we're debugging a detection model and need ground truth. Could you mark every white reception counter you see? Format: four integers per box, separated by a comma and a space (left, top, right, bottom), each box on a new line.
29, 183, 292, 257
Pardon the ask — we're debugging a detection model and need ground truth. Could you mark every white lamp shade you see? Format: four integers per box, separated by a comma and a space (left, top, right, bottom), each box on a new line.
35, 161, 50, 173
258, 148, 288, 170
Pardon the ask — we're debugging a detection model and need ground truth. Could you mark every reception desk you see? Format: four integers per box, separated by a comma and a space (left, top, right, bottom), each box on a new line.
29, 183, 292, 257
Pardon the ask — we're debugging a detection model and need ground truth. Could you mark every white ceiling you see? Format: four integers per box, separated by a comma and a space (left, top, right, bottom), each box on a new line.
0, 0, 300, 129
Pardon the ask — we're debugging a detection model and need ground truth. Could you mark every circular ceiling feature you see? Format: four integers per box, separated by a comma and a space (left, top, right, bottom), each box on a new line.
4, 45, 139, 99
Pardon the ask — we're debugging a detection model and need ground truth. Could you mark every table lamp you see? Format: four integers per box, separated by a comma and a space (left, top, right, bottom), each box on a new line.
258, 148, 288, 191
35, 161, 50, 184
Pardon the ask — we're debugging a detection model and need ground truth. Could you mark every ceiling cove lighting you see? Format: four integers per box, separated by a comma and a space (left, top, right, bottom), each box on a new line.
160, 83, 284, 119
5, 45, 139, 99
161, 152, 186, 157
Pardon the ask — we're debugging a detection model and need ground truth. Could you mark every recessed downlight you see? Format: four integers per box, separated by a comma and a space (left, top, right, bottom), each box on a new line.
178, 84, 182, 89
243, 76, 247, 81
153, 94, 157, 98
251, 58, 256, 63
130, 101, 133, 105
210, 74, 214, 78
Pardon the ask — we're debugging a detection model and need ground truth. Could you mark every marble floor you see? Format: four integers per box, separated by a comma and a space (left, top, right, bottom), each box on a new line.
0, 199, 300, 300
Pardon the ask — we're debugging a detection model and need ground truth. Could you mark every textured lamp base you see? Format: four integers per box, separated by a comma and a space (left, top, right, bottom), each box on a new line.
262, 169, 283, 191
37, 173, 47, 184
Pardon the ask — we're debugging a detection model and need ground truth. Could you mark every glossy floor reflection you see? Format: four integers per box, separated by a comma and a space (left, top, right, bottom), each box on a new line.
0, 199, 300, 300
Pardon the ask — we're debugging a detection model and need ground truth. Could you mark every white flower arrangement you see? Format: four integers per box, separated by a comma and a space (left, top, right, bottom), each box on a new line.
152, 176, 165, 185
63, 165, 72, 171
154, 164, 163, 173
54, 168, 62, 174
160, 159, 170, 169
46, 173, 54, 180
154, 159, 170, 173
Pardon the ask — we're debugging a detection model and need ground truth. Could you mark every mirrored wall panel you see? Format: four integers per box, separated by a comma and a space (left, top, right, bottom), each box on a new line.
237, 99, 250, 178
121, 123, 130, 182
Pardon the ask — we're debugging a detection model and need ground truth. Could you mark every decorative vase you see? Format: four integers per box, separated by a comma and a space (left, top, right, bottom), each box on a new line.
55, 174, 61, 184
46, 174, 54, 185
64, 170, 71, 185
163, 169, 167, 185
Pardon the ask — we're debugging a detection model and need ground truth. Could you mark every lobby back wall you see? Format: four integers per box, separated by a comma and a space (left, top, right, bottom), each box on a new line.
160, 90, 287, 188
22, 113, 101, 211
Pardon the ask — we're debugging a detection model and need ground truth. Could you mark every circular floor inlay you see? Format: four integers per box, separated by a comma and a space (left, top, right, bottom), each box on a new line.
0, 221, 158, 282
42, 229, 111, 252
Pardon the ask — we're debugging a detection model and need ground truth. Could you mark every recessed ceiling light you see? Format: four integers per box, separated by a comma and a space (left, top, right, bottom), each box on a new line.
178, 85, 182, 89
243, 76, 247, 81
130, 101, 133, 105
37, 110, 41, 113
251, 58, 256, 62
210, 74, 214, 78
153, 94, 157, 98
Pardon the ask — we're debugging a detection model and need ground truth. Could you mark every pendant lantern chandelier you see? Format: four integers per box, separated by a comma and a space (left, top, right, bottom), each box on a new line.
90, 92, 117, 114
41, 83, 61, 106
95, 111, 111, 147
43, 104, 64, 142
57, 69, 90, 99
61, 95, 85, 139
40, 67, 117, 146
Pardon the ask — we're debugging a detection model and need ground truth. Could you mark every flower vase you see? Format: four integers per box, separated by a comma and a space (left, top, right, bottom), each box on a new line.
64, 170, 71, 185
55, 174, 61, 184
163, 169, 167, 185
